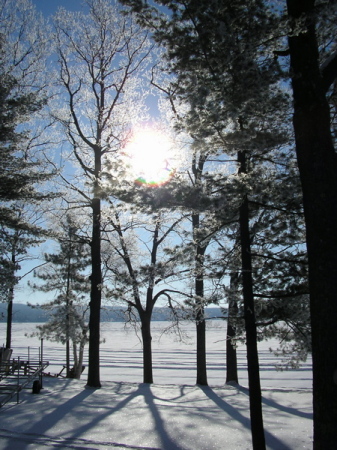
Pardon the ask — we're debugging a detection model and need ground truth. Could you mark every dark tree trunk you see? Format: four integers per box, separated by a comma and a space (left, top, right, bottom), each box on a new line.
196, 306, 208, 385
5, 291, 13, 349
226, 315, 238, 384
65, 260, 71, 378
238, 150, 266, 450
86, 196, 102, 388
193, 213, 208, 386
286, 1, 337, 447
6, 249, 16, 349
66, 339, 70, 378
140, 312, 153, 384
226, 274, 239, 384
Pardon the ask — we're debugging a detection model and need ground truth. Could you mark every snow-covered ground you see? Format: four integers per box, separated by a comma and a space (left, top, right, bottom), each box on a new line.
0, 321, 313, 449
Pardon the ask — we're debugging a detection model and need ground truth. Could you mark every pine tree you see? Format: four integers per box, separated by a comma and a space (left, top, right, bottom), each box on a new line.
0, 67, 51, 229
283, 1, 337, 447
0, 0, 52, 228
29, 214, 91, 379
0, 0, 57, 351
0, 204, 46, 348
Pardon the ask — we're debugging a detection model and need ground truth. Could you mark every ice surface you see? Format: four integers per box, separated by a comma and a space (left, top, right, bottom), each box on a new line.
0, 321, 313, 449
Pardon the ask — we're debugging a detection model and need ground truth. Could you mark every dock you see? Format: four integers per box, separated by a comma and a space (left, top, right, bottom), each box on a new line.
0, 346, 49, 408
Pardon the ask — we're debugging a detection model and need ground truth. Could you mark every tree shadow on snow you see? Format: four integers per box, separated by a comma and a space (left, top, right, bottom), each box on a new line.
2, 383, 157, 450
199, 386, 293, 450
140, 384, 184, 450
2, 385, 96, 450
236, 384, 312, 420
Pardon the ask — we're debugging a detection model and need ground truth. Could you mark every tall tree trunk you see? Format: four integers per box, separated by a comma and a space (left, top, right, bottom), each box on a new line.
196, 306, 207, 385
74, 340, 85, 380
76, 344, 84, 380
73, 341, 78, 370
6, 249, 16, 349
66, 339, 70, 378
87, 196, 102, 388
226, 313, 238, 384
5, 288, 13, 349
140, 312, 153, 384
193, 213, 208, 386
226, 273, 239, 384
238, 150, 266, 450
286, 1, 337, 447
65, 265, 71, 378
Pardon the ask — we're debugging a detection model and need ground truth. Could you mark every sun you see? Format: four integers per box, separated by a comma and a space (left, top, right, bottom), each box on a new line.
122, 128, 175, 186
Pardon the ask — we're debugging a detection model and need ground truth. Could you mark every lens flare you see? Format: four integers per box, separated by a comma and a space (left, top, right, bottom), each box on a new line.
123, 128, 175, 187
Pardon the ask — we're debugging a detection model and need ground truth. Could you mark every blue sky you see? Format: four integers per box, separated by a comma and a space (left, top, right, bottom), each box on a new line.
13, 0, 160, 306
32, 0, 87, 16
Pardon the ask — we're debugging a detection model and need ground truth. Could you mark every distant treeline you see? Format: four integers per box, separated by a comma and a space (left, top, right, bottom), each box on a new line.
0, 303, 225, 323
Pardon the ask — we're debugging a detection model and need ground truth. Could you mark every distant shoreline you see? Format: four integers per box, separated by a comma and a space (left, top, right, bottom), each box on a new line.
0, 304, 225, 323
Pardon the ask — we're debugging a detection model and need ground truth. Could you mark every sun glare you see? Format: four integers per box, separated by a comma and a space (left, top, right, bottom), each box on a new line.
123, 128, 175, 187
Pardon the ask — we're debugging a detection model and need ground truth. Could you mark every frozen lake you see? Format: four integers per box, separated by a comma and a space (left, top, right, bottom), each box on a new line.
0, 321, 312, 389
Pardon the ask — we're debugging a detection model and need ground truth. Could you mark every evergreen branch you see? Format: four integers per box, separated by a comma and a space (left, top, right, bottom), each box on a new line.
254, 290, 309, 299
321, 50, 337, 94
18, 261, 49, 281
249, 199, 303, 215
250, 252, 307, 265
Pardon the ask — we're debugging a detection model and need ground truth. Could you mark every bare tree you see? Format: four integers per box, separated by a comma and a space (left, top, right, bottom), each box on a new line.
103, 204, 190, 383
52, 0, 153, 387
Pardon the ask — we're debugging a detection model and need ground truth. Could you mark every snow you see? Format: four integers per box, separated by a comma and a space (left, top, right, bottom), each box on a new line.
0, 321, 313, 449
